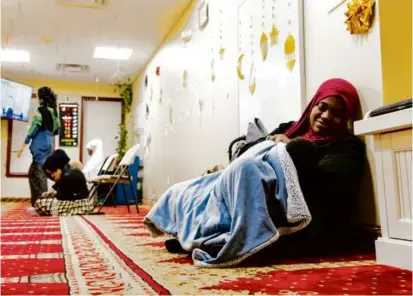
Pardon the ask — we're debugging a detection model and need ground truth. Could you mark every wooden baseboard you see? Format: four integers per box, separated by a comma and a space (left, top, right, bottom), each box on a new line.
141, 197, 153, 206
376, 237, 412, 270
1, 197, 30, 203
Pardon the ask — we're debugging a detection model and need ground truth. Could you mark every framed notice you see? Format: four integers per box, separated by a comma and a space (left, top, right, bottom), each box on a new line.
59, 103, 78, 147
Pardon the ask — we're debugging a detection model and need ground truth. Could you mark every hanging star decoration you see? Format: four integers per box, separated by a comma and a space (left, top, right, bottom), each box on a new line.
269, 24, 279, 45
345, 0, 376, 35
219, 47, 225, 59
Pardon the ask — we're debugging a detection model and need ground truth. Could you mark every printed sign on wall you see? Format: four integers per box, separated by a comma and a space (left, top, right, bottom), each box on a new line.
59, 103, 78, 147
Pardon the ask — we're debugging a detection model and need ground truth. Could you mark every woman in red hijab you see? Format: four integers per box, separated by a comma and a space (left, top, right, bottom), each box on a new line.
239, 78, 370, 255
268, 78, 360, 143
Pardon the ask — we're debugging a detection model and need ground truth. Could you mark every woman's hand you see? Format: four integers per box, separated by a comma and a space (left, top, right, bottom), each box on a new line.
267, 134, 291, 144
40, 191, 56, 199
16, 143, 27, 158
16, 149, 24, 158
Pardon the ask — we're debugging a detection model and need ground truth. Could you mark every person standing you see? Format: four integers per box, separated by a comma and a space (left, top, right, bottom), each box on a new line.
17, 86, 60, 206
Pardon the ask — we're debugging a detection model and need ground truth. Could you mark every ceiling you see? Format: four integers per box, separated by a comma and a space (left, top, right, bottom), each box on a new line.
1, 0, 191, 82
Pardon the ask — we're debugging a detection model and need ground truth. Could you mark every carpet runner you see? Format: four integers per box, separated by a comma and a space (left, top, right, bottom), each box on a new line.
1, 202, 411, 295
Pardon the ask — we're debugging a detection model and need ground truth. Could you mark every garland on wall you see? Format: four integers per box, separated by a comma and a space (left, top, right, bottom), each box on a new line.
113, 78, 133, 160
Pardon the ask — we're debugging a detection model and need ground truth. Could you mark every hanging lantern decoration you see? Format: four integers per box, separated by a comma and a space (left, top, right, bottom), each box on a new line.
284, 34, 296, 72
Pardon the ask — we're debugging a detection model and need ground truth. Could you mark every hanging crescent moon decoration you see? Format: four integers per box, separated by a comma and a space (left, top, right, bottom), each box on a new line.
237, 53, 245, 80
260, 32, 269, 61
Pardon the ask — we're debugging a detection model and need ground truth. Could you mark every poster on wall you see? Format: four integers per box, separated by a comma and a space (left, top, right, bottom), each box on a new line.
59, 103, 78, 147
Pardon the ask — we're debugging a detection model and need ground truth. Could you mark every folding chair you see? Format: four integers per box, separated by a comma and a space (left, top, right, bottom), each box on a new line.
87, 153, 118, 207
92, 144, 141, 213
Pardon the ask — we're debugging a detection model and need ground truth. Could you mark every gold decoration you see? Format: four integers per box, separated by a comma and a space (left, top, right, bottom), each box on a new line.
269, 24, 279, 45
259, 0, 268, 61
169, 107, 174, 124
345, 0, 376, 35
210, 58, 216, 82
41, 37, 53, 44
218, 9, 225, 60
260, 32, 269, 61
219, 47, 225, 60
182, 70, 188, 88
270, 0, 279, 45
249, 62, 256, 95
2, 34, 11, 48
284, 33, 296, 72
237, 54, 245, 80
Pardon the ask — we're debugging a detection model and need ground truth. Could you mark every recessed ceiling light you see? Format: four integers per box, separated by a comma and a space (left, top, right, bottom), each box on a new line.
1, 49, 30, 62
93, 46, 133, 60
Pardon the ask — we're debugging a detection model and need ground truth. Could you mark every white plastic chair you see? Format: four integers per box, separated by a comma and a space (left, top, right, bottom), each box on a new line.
93, 144, 140, 213
87, 153, 118, 207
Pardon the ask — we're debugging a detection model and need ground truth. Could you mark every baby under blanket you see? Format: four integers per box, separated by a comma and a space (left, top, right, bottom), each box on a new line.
143, 141, 311, 268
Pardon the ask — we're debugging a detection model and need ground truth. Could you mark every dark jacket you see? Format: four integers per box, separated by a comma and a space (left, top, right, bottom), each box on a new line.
237, 121, 366, 240
52, 164, 89, 201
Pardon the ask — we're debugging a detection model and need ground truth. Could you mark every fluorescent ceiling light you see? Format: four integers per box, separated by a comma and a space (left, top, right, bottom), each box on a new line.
93, 46, 133, 60
1, 49, 30, 62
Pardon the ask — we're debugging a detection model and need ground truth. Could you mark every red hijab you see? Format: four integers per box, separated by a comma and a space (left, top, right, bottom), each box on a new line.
284, 78, 360, 143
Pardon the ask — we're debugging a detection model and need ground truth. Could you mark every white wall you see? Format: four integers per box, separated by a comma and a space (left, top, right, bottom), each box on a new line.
304, 1, 383, 224
133, 0, 383, 224
132, 0, 240, 201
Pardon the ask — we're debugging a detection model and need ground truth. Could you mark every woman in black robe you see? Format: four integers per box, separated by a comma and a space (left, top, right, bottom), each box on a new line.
237, 78, 374, 257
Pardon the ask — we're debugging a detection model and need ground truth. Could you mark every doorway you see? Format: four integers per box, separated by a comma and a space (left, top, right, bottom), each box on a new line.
80, 97, 123, 163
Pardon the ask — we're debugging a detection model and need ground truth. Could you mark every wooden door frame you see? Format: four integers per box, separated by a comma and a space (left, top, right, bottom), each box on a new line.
5, 94, 39, 178
79, 97, 123, 163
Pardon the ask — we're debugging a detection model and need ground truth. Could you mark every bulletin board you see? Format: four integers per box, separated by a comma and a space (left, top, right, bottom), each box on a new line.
237, 0, 306, 135
59, 103, 79, 147
6, 98, 38, 176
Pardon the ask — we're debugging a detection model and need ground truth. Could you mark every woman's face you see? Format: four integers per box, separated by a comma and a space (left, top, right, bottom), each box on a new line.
46, 169, 62, 181
87, 148, 94, 156
309, 96, 346, 135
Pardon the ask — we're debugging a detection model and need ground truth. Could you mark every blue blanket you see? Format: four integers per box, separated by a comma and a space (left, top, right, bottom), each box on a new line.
143, 141, 311, 268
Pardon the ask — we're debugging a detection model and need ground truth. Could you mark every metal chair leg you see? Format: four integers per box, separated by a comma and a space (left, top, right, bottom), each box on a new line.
96, 167, 126, 213
128, 171, 139, 213
121, 183, 131, 213
111, 191, 116, 207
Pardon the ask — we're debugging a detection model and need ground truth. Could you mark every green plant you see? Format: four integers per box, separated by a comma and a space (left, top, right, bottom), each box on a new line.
114, 78, 133, 113
116, 122, 129, 160
113, 78, 133, 160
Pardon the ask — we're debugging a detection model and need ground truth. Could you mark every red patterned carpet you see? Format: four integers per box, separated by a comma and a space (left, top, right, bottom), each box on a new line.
1, 202, 411, 295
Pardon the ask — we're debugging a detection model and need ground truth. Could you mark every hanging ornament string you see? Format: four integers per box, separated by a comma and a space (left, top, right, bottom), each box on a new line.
237, 18, 245, 80
211, 34, 216, 82
249, 15, 257, 95
219, 9, 225, 59
284, 0, 296, 72
260, 0, 269, 61
269, 0, 280, 45
159, 89, 163, 104
182, 70, 188, 88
